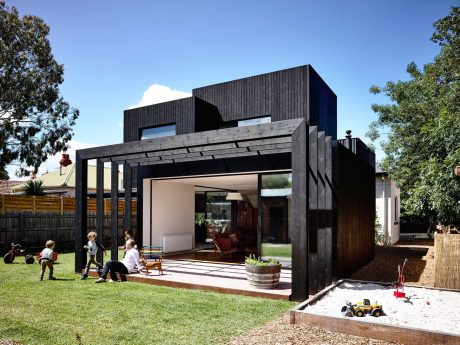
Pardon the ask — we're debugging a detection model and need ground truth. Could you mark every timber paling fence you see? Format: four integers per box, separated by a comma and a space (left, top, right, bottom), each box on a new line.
0, 194, 136, 215
0, 212, 137, 253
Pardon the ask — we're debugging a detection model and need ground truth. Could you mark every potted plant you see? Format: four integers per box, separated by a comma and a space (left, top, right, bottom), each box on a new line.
245, 254, 282, 289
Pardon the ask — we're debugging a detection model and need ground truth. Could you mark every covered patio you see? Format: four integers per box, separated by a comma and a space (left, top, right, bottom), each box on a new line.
75, 118, 336, 300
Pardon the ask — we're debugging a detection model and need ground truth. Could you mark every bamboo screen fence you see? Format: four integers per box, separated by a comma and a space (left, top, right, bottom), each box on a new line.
435, 234, 460, 290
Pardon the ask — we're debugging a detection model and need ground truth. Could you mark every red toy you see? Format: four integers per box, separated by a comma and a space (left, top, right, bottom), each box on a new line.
393, 258, 408, 298
3, 243, 35, 264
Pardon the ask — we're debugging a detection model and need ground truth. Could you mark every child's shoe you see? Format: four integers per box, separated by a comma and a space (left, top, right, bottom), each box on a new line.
80, 273, 88, 280
48, 276, 57, 280
39, 276, 43, 281
95, 278, 106, 283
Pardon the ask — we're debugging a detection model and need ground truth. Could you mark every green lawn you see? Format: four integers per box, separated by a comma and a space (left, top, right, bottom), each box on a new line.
261, 244, 292, 258
0, 252, 294, 345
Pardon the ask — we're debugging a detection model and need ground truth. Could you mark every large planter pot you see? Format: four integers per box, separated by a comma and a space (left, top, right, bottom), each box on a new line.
245, 263, 282, 289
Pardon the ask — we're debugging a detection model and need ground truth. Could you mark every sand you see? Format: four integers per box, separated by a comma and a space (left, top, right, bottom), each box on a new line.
302, 281, 460, 336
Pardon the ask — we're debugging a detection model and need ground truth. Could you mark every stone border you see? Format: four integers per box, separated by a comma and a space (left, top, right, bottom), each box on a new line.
290, 279, 460, 345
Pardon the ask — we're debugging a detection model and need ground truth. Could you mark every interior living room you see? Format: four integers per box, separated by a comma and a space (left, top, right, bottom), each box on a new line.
142, 172, 293, 267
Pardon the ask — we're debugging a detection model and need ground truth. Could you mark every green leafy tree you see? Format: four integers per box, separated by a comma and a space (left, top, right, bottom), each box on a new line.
367, 5, 460, 224
0, 2, 79, 179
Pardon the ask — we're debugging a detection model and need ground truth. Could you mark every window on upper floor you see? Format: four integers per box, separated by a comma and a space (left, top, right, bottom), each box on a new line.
237, 116, 271, 127
140, 124, 176, 140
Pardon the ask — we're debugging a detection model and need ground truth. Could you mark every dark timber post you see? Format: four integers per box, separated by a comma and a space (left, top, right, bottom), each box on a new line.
317, 131, 326, 291
291, 119, 309, 301
96, 159, 104, 266
257, 174, 262, 257
75, 153, 88, 273
325, 136, 333, 286
308, 126, 318, 295
123, 163, 132, 232
111, 162, 119, 261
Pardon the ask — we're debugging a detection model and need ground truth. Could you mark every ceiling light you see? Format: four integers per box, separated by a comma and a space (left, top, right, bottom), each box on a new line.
226, 192, 243, 201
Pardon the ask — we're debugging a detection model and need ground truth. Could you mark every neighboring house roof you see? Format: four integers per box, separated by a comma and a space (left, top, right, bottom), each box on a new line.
375, 164, 388, 177
0, 180, 24, 194
11, 163, 122, 192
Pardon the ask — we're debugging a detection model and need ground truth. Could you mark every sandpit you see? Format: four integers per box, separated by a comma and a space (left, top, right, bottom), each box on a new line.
302, 281, 460, 335
291, 279, 460, 344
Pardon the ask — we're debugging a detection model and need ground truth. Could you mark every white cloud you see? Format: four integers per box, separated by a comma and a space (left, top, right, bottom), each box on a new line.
128, 84, 191, 109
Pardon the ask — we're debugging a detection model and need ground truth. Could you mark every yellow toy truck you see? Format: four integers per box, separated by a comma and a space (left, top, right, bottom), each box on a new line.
341, 299, 383, 317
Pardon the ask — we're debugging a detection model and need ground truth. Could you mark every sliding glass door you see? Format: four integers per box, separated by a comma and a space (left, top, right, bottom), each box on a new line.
260, 173, 292, 266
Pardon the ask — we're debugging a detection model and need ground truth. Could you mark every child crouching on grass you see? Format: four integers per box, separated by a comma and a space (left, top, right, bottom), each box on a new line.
81, 231, 106, 280
39, 240, 56, 281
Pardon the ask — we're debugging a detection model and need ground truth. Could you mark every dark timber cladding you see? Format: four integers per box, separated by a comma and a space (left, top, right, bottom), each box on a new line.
193, 65, 337, 139
337, 138, 375, 276
75, 64, 376, 300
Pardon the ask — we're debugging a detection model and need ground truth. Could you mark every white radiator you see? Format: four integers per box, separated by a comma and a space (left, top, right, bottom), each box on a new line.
162, 234, 193, 253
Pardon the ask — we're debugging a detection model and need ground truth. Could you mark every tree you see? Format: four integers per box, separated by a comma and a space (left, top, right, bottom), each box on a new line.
367, 5, 460, 224
0, 2, 79, 179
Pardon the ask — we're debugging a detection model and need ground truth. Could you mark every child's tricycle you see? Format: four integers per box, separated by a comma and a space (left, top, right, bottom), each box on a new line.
3, 242, 35, 264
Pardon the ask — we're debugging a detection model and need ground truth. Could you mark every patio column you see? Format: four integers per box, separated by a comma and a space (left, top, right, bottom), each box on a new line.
317, 131, 326, 291
291, 119, 309, 301
308, 126, 319, 295
123, 163, 132, 233
96, 159, 104, 266
111, 161, 119, 261
75, 153, 88, 273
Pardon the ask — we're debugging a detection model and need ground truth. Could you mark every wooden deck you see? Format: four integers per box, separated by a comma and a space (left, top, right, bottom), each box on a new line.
87, 258, 292, 300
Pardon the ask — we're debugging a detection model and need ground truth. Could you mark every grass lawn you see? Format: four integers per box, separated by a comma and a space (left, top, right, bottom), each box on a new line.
0, 252, 294, 345
261, 244, 292, 258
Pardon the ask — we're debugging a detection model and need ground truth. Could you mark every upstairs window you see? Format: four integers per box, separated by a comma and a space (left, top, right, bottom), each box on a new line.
237, 116, 271, 127
140, 124, 176, 140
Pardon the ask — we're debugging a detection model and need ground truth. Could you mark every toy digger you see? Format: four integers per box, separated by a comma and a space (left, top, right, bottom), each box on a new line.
341, 299, 383, 317
393, 258, 408, 298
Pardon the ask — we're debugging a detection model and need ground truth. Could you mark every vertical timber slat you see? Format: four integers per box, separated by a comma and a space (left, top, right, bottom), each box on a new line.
317, 131, 326, 291
75, 154, 88, 273
96, 159, 104, 266
325, 136, 333, 286
124, 163, 132, 231
111, 162, 119, 261
308, 126, 318, 295
291, 119, 309, 301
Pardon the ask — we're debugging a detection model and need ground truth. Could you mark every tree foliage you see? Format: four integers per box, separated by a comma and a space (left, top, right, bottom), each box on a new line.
368, 5, 460, 224
0, 2, 79, 179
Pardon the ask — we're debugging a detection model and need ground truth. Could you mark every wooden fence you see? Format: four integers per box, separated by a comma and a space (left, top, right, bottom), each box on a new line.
0, 212, 137, 253
0, 194, 136, 215
435, 233, 460, 289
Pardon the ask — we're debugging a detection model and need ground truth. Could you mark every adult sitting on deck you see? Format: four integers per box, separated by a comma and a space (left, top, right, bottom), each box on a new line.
95, 239, 145, 283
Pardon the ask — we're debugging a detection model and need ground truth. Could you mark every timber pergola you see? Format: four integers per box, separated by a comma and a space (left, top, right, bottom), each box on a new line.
75, 118, 335, 300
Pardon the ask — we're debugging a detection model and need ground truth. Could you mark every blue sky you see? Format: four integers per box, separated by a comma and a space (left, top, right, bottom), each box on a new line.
6, 0, 457, 174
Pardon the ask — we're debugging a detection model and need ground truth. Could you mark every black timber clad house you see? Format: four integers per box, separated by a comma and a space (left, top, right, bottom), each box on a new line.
75, 65, 375, 300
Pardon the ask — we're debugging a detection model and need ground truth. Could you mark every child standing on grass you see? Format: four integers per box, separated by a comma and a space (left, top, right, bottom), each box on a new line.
39, 240, 56, 281
81, 231, 106, 280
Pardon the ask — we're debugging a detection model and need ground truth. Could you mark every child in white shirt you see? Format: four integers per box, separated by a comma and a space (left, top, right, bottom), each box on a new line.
39, 240, 56, 281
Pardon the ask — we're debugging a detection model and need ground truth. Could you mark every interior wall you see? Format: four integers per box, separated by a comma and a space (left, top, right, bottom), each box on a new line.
142, 180, 195, 248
